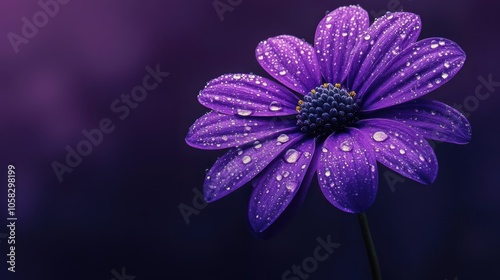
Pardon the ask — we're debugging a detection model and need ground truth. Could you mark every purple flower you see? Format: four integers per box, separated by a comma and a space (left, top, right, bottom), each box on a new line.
186, 5, 470, 233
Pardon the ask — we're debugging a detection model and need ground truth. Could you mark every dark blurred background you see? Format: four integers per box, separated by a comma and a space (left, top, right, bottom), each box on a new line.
0, 0, 498, 279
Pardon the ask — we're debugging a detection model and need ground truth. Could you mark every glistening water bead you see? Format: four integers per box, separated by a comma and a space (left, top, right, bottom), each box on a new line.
296, 83, 360, 136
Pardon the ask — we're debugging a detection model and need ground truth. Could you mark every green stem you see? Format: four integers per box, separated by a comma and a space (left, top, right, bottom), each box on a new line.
358, 212, 382, 280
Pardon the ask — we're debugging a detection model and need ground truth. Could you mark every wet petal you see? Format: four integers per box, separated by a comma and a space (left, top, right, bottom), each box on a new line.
356, 119, 438, 184
314, 5, 369, 83
348, 12, 421, 100
198, 73, 299, 116
317, 128, 378, 213
204, 132, 304, 202
256, 35, 321, 94
364, 99, 471, 144
186, 111, 296, 150
361, 38, 466, 110
249, 138, 316, 232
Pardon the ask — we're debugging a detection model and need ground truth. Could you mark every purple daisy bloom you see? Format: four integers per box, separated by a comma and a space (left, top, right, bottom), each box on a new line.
186, 5, 470, 233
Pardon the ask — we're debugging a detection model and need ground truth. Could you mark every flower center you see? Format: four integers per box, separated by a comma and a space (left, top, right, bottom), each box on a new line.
296, 83, 360, 136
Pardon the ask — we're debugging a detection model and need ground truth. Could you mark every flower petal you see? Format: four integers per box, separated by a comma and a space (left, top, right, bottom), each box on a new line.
317, 128, 378, 213
198, 73, 299, 116
347, 12, 421, 100
204, 132, 304, 202
356, 119, 438, 184
364, 99, 471, 144
248, 138, 316, 232
186, 111, 296, 150
361, 38, 466, 110
314, 5, 369, 84
256, 35, 321, 94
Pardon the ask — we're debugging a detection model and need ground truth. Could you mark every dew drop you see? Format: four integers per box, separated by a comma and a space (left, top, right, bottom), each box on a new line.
419, 155, 425, 162
221, 135, 228, 141
325, 169, 331, 177
285, 181, 297, 192
301, 164, 307, 170
430, 40, 439, 49
441, 73, 449, 79
364, 34, 371, 40
279, 70, 287, 76
399, 149, 406, 155
372, 131, 388, 142
242, 155, 252, 164
284, 149, 301, 163
276, 174, 283, 181
322, 147, 329, 153
389, 144, 396, 150
233, 74, 242, 80
237, 108, 253, 116
253, 141, 262, 149
277, 134, 290, 143
444, 62, 451, 68
340, 140, 353, 152
283, 171, 290, 178
341, 32, 348, 37
269, 101, 283, 112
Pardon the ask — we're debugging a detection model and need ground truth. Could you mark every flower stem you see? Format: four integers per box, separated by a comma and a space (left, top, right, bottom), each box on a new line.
357, 212, 382, 280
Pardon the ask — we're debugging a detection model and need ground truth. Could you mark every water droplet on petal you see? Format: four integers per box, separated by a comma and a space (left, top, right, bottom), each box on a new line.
285, 181, 297, 192
237, 109, 253, 116
269, 101, 283, 112
430, 40, 439, 49
325, 169, 331, 177
372, 131, 388, 142
441, 73, 449, 79
284, 149, 301, 163
301, 164, 307, 170
389, 144, 396, 150
283, 171, 290, 178
279, 70, 287, 76
322, 147, 328, 153
399, 149, 406, 155
242, 155, 252, 164
221, 135, 228, 141
277, 134, 290, 143
419, 155, 425, 161
276, 174, 283, 181
364, 34, 371, 40
340, 140, 353, 152
253, 141, 262, 149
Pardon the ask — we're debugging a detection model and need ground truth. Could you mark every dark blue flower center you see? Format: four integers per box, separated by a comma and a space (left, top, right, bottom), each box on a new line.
296, 83, 360, 136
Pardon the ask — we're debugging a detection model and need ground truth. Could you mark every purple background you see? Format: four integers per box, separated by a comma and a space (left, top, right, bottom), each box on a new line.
0, 0, 498, 279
